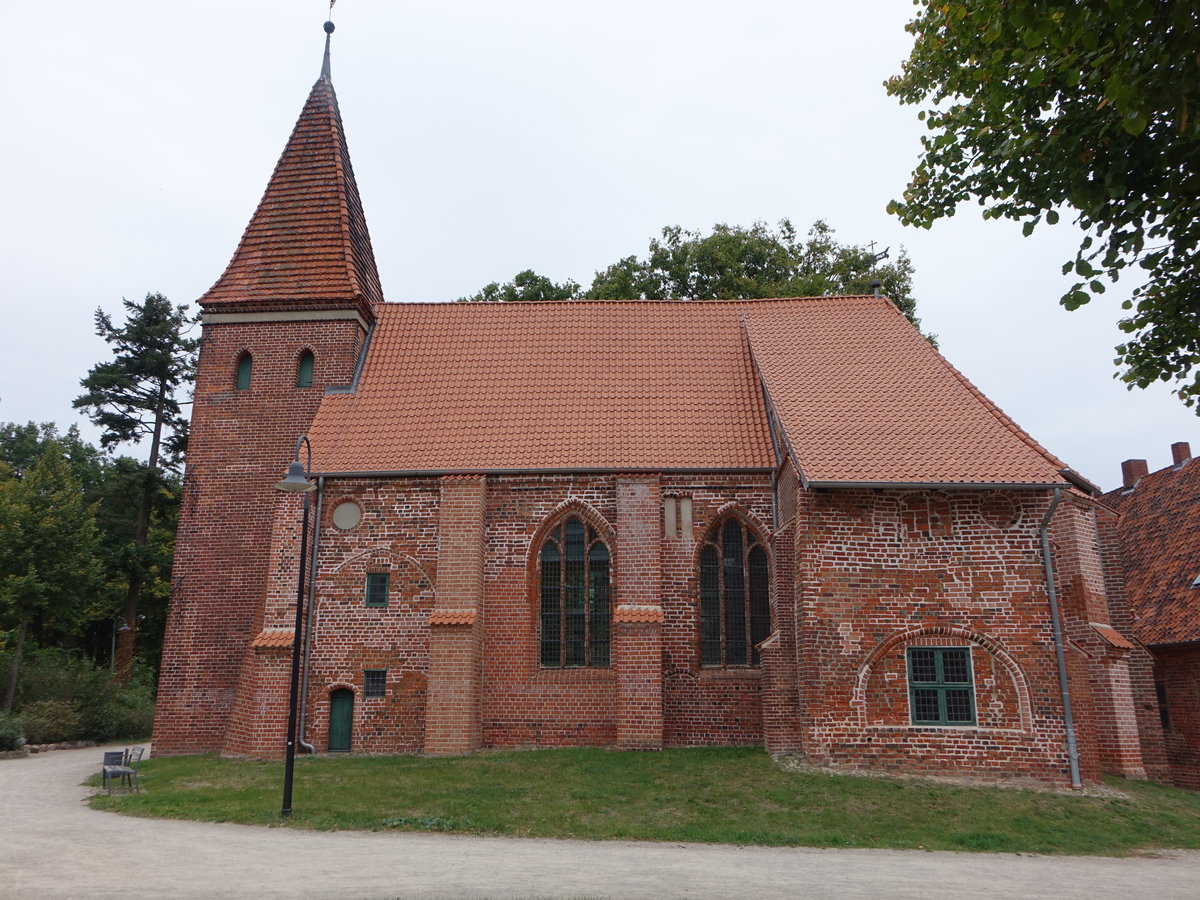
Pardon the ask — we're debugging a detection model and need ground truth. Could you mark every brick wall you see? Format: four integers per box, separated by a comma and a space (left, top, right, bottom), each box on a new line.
168, 419, 1152, 787
302, 477, 438, 755
1155, 646, 1200, 789
425, 476, 485, 755
1095, 509, 1171, 781
152, 316, 366, 756
792, 487, 1097, 785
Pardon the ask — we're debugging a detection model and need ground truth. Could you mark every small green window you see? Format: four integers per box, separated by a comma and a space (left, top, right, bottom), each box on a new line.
908, 647, 975, 725
297, 350, 314, 388
363, 669, 387, 698
235, 352, 252, 390
365, 572, 389, 608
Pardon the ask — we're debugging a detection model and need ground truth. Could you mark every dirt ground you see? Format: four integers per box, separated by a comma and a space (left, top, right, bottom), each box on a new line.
2, 743, 1199, 899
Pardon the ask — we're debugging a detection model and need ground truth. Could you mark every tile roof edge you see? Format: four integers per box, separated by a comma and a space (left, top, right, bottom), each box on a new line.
900, 298, 1069, 479
373, 296, 881, 309
307, 466, 777, 479
804, 480, 1068, 490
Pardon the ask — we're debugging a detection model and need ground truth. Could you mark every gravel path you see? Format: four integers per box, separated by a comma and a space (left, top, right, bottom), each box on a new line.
2, 744, 1199, 899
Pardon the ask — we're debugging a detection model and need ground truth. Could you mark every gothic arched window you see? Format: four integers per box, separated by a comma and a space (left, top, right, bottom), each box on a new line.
699, 518, 771, 666
539, 515, 611, 668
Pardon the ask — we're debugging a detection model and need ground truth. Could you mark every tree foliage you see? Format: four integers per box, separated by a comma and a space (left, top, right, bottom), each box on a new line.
887, 1, 1200, 405
460, 220, 928, 339
0, 423, 179, 678
73, 293, 198, 468
463, 269, 583, 304
73, 292, 196, 681
0, 445, 102, 708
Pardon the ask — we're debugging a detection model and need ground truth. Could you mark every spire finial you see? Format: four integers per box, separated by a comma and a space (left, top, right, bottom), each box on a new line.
321, 17, 335, 80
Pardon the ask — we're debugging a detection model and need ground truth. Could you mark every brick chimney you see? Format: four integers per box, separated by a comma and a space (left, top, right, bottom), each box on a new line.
1171, 442, 1192, 466
1121, 458, 1149, 488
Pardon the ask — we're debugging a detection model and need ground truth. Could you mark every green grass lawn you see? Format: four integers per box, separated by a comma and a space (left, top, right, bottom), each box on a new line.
88, 747, 1200, 855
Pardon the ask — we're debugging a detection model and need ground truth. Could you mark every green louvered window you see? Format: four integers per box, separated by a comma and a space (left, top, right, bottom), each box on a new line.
297, 350, 314, 388
235, 352, 252, 390
700, 518, 771, 666
539, 516, 611, 668
908, 647, 976, 725
365, 572, 389, 608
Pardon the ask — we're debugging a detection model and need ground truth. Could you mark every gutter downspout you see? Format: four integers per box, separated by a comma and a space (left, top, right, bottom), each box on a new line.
298, 475, 325, 755
1039, 487, 1083, 789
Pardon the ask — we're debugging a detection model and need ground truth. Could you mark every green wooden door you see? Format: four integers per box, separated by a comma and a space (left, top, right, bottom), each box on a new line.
328, 689, 353, 753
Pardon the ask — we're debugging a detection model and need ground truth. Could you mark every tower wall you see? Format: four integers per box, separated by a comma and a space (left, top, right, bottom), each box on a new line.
152, 316, 366, 755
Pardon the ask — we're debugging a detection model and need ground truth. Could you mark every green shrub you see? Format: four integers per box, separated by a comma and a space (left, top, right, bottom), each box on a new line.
15, 648, 155, 742
20, 698, 80, 744
0, 711, 24, 751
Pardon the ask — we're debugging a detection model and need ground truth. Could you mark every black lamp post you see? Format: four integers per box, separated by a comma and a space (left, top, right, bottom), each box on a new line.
274, 435, 316, 818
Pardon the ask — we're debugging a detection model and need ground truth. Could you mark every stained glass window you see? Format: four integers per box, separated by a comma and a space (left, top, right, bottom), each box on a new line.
539, 516, 611, 668
700, 518, 771, 666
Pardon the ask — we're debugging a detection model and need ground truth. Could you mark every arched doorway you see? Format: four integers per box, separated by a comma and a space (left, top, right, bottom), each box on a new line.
328, 688, 354, 753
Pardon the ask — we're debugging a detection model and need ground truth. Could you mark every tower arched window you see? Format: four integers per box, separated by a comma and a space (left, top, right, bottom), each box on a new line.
235, 352, 252, 390
699, 518, 771, 666
538, 515, 611, 668
297, 350, 314, 388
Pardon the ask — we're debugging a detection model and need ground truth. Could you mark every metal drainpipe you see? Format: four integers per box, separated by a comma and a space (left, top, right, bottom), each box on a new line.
1039, 487, 1083, 788
297, 475, 325, 755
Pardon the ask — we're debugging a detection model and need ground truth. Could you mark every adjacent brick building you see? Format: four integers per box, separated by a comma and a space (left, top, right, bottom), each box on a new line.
1101, 443, 1199, 788
152, 26, 1163, 787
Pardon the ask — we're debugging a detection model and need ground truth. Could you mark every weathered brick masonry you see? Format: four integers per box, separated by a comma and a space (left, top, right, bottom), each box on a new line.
152, 29, 1166, 789
153, 317, 366, 755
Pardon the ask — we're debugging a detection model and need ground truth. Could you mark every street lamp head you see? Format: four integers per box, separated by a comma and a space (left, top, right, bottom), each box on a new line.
275, 460, 316, 493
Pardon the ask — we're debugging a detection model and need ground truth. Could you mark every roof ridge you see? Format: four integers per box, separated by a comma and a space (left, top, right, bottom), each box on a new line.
324, 76, 383, 310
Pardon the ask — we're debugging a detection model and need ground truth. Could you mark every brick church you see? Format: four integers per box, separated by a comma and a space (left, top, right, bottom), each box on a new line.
152, 25, 1170, 787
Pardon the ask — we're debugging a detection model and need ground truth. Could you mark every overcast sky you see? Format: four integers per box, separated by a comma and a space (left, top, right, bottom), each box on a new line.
2, 0, 1194, 491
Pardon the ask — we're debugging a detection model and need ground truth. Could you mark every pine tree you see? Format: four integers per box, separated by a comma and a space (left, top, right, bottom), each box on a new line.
74, 293, 197, 682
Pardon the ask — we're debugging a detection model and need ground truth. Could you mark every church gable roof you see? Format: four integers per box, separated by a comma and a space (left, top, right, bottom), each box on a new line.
307, 296, 1070, 486
741, 297, 1067, 486
199, 69, 383, 319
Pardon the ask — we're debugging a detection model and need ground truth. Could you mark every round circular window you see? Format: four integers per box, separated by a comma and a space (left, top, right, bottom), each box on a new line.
332, 500, 362, 531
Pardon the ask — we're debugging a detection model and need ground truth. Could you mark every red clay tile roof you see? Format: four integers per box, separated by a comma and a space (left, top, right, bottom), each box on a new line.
309, 300, 774, 472
1090, 623, 1136, 650
428, 610, 477, 626
306, 297, 1070, 487
250, 629, 295, 649
742, 298, 1067, 486
613, 606, 666, 624
1102, 459, 1200, 645
199, 74, 383, 320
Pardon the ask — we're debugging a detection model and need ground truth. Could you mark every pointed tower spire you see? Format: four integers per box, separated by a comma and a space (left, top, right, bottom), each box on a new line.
199, 20, 384, 322
322, 20, 334, 80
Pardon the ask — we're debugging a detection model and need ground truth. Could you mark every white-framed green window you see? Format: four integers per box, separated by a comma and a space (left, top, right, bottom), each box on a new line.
363, 669, 387, 698
297, 350, 314, 388
365, 572, 389, 608
235, 352, 252, 390
907, 646, 975, 725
